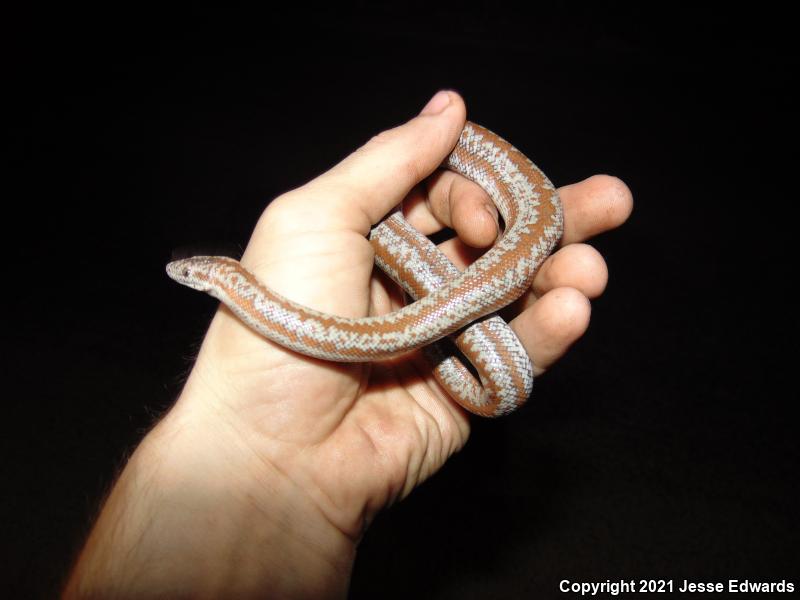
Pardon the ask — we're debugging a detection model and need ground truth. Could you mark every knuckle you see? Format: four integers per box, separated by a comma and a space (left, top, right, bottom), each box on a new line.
258, 194, 303, 233
365, 127, 400, 150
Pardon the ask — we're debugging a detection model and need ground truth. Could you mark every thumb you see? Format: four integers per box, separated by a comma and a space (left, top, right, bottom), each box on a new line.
309, 90, 467, 230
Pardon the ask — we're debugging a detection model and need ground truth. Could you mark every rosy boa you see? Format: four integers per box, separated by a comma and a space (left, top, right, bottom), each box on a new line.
167, 122, 563, 416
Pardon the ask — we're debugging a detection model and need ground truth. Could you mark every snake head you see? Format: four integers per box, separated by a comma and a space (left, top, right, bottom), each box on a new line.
166, 256, 222, 291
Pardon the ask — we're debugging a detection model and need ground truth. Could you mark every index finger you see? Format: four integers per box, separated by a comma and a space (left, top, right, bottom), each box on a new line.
409, 172, 632, 251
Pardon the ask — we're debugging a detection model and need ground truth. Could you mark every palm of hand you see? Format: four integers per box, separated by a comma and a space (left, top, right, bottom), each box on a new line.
190, 193, 470, 539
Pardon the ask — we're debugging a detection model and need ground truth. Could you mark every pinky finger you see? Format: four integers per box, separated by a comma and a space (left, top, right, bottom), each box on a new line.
509, 287, 591, 376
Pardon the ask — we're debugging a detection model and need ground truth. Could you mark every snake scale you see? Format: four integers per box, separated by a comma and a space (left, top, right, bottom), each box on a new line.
167, 122, 563, 416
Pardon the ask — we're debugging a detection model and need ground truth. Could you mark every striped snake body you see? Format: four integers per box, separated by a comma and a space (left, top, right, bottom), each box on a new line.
167, 122, 563, 416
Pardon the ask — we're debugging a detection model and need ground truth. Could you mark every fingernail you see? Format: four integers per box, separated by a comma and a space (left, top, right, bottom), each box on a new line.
420, 91, 451, 116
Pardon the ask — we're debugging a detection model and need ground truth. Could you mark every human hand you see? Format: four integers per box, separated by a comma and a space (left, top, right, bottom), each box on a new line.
65, 91, 632, 598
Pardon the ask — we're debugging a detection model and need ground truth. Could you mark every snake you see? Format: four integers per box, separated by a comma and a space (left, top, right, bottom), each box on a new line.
167, 122, 563, 416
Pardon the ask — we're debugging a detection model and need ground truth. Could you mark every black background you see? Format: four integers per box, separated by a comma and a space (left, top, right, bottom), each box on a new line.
6, 4, 798, 598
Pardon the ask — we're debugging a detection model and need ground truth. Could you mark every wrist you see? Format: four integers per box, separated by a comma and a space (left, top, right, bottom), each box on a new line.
158, 399, 356, 596
66, 384, 356, 599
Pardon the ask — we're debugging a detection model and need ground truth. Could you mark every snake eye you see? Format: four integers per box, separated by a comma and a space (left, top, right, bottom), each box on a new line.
183, 268, 190, 278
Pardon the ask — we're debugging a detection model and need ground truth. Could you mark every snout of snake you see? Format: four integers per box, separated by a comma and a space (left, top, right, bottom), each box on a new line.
167, 122, 563, 417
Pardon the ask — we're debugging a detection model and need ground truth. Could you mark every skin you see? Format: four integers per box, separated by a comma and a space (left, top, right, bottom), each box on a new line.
64, 91, 633, 599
